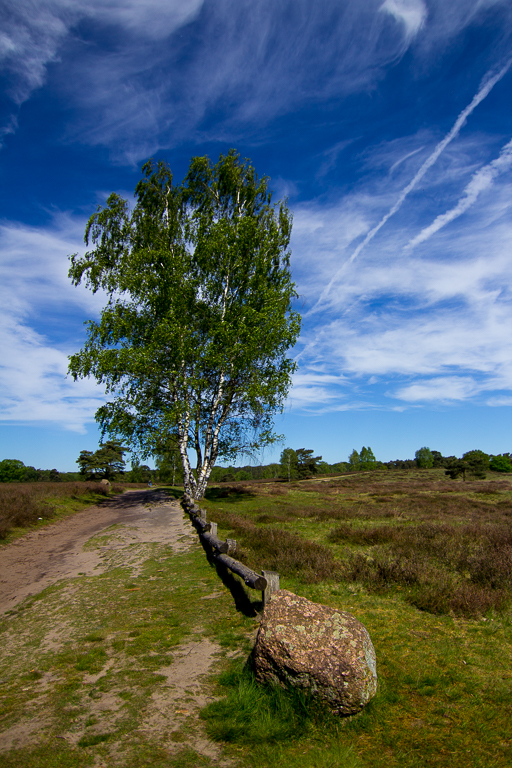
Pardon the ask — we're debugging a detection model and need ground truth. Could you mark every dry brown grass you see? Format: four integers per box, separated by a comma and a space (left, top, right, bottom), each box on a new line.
205, 470, 512, 617
0, 481, 131, 539
209, 509, 341, 584
324, 479, 512, 616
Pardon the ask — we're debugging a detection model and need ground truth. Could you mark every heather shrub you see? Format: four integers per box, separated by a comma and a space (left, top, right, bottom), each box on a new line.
328, 523, 397, 545
201, 468, 512, 618
0, 481, 127, 539
214, 511, 340, 583
334, 517, 512, 616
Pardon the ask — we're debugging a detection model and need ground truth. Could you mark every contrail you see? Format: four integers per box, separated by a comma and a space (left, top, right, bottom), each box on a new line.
405, 137, 512, 251
309, 58, 512, 315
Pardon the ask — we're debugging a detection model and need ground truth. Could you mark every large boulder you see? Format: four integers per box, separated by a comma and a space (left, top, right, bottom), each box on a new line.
252, 590, 377, 715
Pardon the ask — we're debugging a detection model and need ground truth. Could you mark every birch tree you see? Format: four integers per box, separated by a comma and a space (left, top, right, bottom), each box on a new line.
68, 151, 300, 499
280, 447, 298, 481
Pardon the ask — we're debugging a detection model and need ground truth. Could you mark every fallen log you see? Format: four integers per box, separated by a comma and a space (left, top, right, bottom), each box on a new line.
213, 552, 267, 591
200, 531, 229, 553
189, 515, 211, 533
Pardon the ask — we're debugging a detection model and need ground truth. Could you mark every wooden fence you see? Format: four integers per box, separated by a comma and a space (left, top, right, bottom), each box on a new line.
180, 494, 280, 606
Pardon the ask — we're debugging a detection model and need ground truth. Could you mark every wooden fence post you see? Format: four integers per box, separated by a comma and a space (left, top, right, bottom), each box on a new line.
210, 521, 218, 536
261, 570, 280, 607
226, 538, 237, 555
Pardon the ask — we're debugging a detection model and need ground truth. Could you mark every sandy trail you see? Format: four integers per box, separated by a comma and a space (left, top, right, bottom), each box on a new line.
0, 488, 193, 615
0, 489, 234, 764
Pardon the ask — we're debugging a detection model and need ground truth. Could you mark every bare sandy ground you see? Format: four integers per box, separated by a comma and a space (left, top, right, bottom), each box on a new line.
0, 488, 193, 615
0, 488, 234, 763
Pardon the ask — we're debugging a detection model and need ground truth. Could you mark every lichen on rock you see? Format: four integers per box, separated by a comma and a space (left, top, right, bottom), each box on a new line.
252, 590, 377, 715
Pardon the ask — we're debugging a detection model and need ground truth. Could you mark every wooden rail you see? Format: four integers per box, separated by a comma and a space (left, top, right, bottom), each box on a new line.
180, 493, 279, 605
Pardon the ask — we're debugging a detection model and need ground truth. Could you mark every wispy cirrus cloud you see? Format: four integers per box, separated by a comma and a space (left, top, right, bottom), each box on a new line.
0, 215, 107, 431
57, 0, 427, 159
380, 0, 427, 41
0, 315, 105, 432
405, 136, 512, 251
0, 214, 105, 317
3, 0, 509, 158
2, 0, 512, 433
310, 58, 512, 314
0, 0, 203, 145
394, 376, 478, 403
291, 127, 512, 410
0, 0, 203, 103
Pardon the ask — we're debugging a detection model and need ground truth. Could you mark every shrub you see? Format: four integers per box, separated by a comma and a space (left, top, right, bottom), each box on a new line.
0, 481, 127, 539
335, 518, 512, 617
328, 523, 397, 546
217, 513, 340, 583
490, 455, 512, 473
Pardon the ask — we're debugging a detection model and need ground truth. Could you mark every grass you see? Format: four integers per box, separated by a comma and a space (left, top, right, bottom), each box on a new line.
0, 511, 258, 767
0, 481, 146, 541
202, 662, 363, 767
193, 470, 512, 767
2, 471, 512, 767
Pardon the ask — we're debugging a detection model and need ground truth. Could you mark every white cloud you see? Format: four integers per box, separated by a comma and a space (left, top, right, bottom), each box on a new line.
287, 141, 512, 411
4, 0, 509, 159
406, 136, 512, 250
380, 0, 427, 40
57, 0, 417, 159
389, 145, 425, 174
300, 242, 512, 377
393, 376, 477, 402
0, 215, 108, 431
290, 199, 372, 299
287, 371, 349, 411
0, 314, 105, 432
487, 396, 512, 407
0, 2, 70, 104
310, 58, 512, 314
90, 0, 204, 38
0, 0, 203, 144
0, 214, 105, 317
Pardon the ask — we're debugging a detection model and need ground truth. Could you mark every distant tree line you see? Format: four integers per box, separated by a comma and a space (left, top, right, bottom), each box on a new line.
3, 442, 511, 484
389, 447, 512, 479
0, 459, 81, 483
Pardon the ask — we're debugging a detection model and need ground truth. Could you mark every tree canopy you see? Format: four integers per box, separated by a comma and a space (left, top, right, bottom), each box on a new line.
0, 459, 37, 483
153, 436, 184, 486
359, 446, 377, 471
295, 448, 323, 478
349, 447, 377, 471
76, 440, 127, 480
68, 151, 300, 499
0, 460, 63, 483
490, 454, 512, 473
445, 449, 489, 481
348, 449, 360, 471
415, 446, 434, 468
280, 447, 298, 481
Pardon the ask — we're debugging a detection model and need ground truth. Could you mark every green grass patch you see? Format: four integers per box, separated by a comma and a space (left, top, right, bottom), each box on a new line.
194, 472, 512, 766
0, 525, 257, 767
0, 743, 94, 768
203, 661, 339, 745
3, 475, 512, 767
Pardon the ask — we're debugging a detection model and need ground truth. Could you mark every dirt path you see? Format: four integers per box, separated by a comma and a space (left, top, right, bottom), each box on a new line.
0, 489, 239, 764
0, 489, 193, 615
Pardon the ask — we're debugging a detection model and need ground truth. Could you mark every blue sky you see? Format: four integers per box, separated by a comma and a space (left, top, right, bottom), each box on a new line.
1, 0, 512, 471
